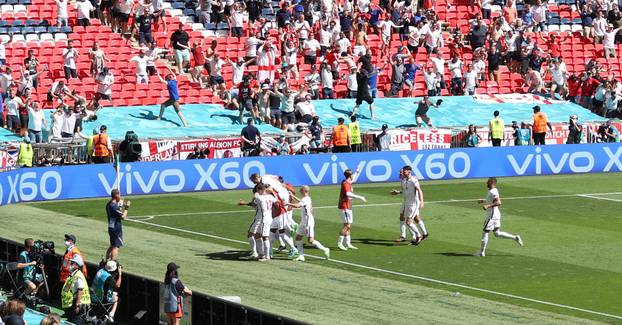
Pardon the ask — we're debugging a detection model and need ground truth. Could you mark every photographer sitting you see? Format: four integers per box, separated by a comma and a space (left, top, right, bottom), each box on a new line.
60, 234, 87, 285
61, 255, 91, 323
15, 238, 43, 297
92, 260, 122, 322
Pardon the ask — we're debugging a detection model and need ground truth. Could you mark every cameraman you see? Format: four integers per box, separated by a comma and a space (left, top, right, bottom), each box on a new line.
105, 189, 130, 261
92, 260, 122, 322
567, 115, 583, 144
15, 238, 42, 296
60, 234, 87, 285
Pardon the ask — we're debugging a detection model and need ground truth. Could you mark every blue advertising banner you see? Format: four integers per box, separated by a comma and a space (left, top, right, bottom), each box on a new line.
1, 143, 621, 205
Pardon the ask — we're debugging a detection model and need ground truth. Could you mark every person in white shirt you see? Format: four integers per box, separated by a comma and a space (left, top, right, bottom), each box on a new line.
593, 11, 608, 44
304, 65, 321, 99
75, 0, 94, 26
0, 67, 13, 96
130, 50, 150, 84
62, 40, 79, 79
476, 178, 523, 257
530, 0, 548, 32
546, 59, 568, 98
5, 89, 24, 132
60, 106, 77, 138
319, 24, 333, 55
56, 0, 69, 27
344, 66, 358, 98
303, 33, 321, 65
295, 95, 316, 122
208, 53, 226, 94
391, 166, 428, 245
378, 17, 403, 52
603, 24, 621, 58
447, 56, 463, 95
425, 23, 444, 55
145, 42, 166, 75
337, 32, 351, 54
227, 57, 254, 85
423, 65, 440, 96
430, 52, 446, 91
229, 3, 245, 38
282, 40, 299, 79
287, 186, 330, 261
27, 102, 47, 143
463, 63, 479, 95
319, 62, 334, 99
294, 15, 311, 47
115, 0, 134, 35
244, 32, 261, 62
240, 183, 275, 261
94, 67, 115, 107
49, 106, 65, 142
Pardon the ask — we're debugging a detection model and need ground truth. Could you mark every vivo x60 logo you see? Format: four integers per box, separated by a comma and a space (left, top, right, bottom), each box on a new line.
506, 146, 622, 175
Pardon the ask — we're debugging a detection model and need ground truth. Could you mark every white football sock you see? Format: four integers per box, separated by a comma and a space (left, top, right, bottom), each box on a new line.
408, 223, 420, 239
481, 232, 489, 254
278, 233, 285, 247
269, 232, 276, 254
417, 220, 428, 235
338, 235, 344, 245
495, 231, 516, 240
263, 239, 271, 258
281, 232, 295, 249
400, 221, 406, 238
256, 238, 263, 255
312, 240, 327, 251
248, 237, 256, 254
296, 240, 304, 255
345, 235, 352, 246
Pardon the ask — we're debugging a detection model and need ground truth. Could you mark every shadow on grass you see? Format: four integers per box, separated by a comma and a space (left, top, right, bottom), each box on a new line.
200, 250, 251, 261
351, 238, 400, 247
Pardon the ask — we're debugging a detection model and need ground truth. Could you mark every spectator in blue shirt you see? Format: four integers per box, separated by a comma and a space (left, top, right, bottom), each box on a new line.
155, 67, 188, 127
404, 59, 421, 97
522, 4, 534, 28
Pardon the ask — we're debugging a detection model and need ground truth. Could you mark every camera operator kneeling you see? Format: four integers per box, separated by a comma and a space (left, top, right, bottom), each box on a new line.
61, 255, 91, 324
92, 260, 122, 322
15, 238, 43, 297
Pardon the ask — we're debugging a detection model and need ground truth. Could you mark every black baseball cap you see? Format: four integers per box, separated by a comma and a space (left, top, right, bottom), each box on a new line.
65, 234, 77, 243
167, 262, 180, 272
382, 124, 388, 130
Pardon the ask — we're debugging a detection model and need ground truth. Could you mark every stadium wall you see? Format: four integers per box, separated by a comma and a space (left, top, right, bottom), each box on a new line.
0, 143, 621, 205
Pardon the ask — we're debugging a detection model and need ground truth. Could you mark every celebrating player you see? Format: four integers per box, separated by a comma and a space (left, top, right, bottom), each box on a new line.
391, 166, 428, 245
337, 169, 367, 251
287, 186, 330, 261
240, 183, 276, 261
250, 173, 298, 257
476, 177, 524, 257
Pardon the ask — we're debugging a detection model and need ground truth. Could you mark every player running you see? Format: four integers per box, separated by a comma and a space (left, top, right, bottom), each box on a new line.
250, 173, 298, 257
391, 166, 428, 245
287, 186, 330, 261
241, 183, 276, 261
337, 169, 367, 251
476, 177, 524, 257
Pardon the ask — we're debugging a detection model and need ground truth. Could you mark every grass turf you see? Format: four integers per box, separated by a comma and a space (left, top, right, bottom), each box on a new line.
1, 173, 621, 324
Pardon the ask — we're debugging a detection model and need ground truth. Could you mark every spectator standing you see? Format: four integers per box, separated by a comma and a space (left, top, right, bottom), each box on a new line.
241, 118, 261, 156
145, 42, 166, 76
208, 53, 226, 94
257, 40, 277, 84
344, 66, 357, 98
130, 50, 150, 84
0, 67, 14, 98
75, 0, 94, 27
308, 116, 323, 150
463, 63, 478, 95
229, 3, 245, 38
94, 67, 114, 107
530, 0, 548, 32
388, 55, 405, 97
62, 40, 79, 79
170, 24, 190, 73
156, 68, 188, 127
488, 110, 504, 147
469, 17, 488, 51
189, 42, 206, 88
5, 89, 24, 133
603, 24, 621, 58
274, 83, 300, 130
593, 11, 607, 44
92, 125, 113, 163
23, 50, 40, 88
295, 94, 316, 122
135, 11, 155, 45
106, 189, 130, 261
59, 234, 88, 284
423, 65, 440, 96
448, 56, 463, 95
530, 105, 552, 145
430, 52, 446, 91
303, 32, 321, 65
319, 62, 334, 99
164, 262, 192, 325
115, 0, 133, 34
244, 32, 261, 62
88, 42, 107, 77
56, 0, 69, 27
331, 117, 350, 153
349, 115, 362, 152
26, 102, 46, 143
304, 65, 321, 99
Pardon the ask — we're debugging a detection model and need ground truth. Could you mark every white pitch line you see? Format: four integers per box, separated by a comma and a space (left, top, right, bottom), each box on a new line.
125, 217, 622, 321
577, 194, 622, 203
131, 191, 622, 219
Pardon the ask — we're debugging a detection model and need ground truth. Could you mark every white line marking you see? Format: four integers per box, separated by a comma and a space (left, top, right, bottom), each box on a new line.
132, 191, 622, 219
577, 194, 622, 203
126, 217, 622, 321
129, 216, 154, 221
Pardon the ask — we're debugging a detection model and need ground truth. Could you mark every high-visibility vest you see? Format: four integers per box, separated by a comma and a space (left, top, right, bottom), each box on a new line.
18, 143, 33, 167
93, 133, 110, 157
60, 246, 88, 283
532, 113, 548, 133
489, 117, 504, 140
86, 136, 94, 157
349, 121, 362, 145
61, 270, 91, 309
332, 125, 349, 146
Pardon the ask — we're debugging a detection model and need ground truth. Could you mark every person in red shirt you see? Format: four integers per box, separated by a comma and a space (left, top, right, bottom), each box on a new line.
580, 75, 600, 108
541, 33, 568, 59
567, 74, 582, 103
337, 169, 367, 251
190, 41, 206, 88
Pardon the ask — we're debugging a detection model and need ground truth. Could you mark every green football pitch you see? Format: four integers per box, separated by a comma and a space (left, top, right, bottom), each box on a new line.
1, 173, 621, 324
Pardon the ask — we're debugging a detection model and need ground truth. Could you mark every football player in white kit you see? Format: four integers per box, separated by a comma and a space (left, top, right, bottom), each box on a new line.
476, 177, 524, 257
250, 173, 298, 257
287, 185, 330, 261
391, 166, 428, 245
242, 183, 276, 261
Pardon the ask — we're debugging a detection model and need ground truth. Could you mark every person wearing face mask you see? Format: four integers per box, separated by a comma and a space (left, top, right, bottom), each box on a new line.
61, 254, 91, 323
59, 234, 88, 285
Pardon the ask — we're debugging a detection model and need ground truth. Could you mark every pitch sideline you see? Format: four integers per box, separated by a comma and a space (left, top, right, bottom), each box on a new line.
131, 191, 622, 219
126, 217, 622, 321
